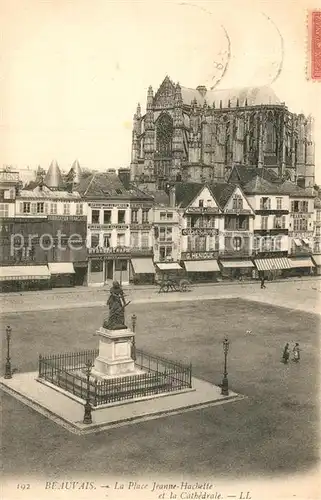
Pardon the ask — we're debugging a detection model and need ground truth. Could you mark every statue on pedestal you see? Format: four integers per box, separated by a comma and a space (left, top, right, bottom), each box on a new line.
103, 281, 130, 330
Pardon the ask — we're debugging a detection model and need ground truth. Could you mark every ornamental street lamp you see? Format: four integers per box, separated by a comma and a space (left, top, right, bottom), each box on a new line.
131, 314, 137, 361
83, 360, 93, 424
221, 337, 230, 396
4, 326, 12, 379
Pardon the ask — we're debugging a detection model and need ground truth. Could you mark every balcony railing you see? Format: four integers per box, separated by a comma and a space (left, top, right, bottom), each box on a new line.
220, 248, 253, 257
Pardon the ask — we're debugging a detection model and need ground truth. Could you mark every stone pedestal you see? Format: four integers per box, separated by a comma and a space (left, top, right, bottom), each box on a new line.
93, 327, 136, 378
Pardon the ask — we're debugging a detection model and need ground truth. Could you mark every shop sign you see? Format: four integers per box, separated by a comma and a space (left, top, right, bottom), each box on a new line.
181, 251, 217, 260
224, 231, 250, 237
289, 231, 313, 237
89, 246, 131, 258
89, 203, 129, 208
186, 207, 220, 214
88, 224, 129, 230
182, 228, 218, 236
224, 209, 251, 214
131, 224, 151, 230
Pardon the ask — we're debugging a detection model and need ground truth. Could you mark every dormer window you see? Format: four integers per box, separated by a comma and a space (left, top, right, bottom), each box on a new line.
198, 199, 204, 208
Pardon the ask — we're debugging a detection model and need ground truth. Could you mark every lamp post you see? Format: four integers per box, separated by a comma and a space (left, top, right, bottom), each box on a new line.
83, 360, 93, 424
4, 326, 12, 379
221, 337, 230, 396
131, 314, 137, 361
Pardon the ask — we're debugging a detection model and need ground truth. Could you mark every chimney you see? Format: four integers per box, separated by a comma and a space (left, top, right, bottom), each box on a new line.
196, 85, 207, 98
169, 185, 176, 207
118, 168, 131, 189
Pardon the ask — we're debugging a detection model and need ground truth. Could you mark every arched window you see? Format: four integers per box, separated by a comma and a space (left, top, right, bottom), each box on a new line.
265, 120, 276, 153
156, 114, 173, 156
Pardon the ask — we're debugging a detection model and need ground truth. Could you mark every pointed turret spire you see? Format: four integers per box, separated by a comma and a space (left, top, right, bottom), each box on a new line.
147, 85, 153, 110
44, 160, 63, 189
68, 160, 82, 184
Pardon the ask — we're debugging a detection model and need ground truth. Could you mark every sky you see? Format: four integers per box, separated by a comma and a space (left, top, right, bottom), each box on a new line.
1, 0, 320, 182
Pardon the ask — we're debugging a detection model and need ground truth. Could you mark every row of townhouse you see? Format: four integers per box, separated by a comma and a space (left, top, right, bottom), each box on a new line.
1, 166, 320, 291
152, 176, 321, 281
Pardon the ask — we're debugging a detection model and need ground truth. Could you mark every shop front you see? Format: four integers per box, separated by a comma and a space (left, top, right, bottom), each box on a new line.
130, 256, 155, 285
0, 265, 51, 292
181, 251, 220, 283
219, 259, 255, 281
254, 256, 292, 280
288, 256, 315, 277
48, 262, 75, 288
88, 247, 131, 286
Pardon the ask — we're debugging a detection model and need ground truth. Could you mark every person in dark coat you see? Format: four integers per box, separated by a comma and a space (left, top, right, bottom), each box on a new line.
260, 276, 266, 289
282, 343, 290, 364
292, 343, 300, 362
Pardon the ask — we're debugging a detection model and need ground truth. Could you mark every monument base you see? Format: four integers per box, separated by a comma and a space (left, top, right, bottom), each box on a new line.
93, 326, 137, 378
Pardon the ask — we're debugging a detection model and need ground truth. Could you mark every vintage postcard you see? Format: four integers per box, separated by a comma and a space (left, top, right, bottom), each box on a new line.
0, 0, 320, 499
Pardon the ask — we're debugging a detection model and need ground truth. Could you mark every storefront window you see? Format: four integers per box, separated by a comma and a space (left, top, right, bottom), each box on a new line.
115, 259, 127, 271
159, 246, 172, 261
91, 260, 103, 272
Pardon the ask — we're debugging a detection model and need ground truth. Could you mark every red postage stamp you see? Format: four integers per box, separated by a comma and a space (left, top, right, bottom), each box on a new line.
308, 10, 321, 80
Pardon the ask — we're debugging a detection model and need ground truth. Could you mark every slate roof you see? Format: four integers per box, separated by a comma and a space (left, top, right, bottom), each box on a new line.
44, 160, 63, 189
66, 160, 82, 184
77, 172, 154, 201
175, 181, 241, 210
228, 165, 280, 185
174, 182, 203, 208
180, 85, 281, 107
243, 176, 313, 196
208, 183, 236, 208
19, 185, 81, 200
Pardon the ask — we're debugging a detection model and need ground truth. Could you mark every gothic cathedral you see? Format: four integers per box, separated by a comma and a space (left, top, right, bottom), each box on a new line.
130, 76, 315, 190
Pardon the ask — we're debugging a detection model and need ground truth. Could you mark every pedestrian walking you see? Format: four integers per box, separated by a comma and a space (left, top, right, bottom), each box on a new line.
260, 276, 266, 289
292, 343, 300, 362
282, 343, 290, 364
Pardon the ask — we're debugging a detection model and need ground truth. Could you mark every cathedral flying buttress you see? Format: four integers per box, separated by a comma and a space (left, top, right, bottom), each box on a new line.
130, 76, 315, 191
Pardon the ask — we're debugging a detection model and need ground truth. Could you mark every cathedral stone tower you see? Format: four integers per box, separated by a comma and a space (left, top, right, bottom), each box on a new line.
130, 76, 315, 190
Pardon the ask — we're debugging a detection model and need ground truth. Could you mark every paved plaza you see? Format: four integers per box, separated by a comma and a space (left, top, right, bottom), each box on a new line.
0, 279, 320, 482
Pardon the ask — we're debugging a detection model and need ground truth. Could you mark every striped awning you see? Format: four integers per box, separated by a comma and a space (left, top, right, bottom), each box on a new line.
156, 262, 183, 271
184, 260, 220, 272
289, 257, 315, 268
254, 258, 292, 271
220, 260, 254, 269
312, 254, 321, 266
48, 262, 75, 274
0, 265, 50, 281
131, 258, 155, 274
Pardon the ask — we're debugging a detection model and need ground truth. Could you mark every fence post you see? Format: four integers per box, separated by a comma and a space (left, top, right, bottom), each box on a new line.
189, 362, 192, 388
38, 354, 42, 377
94, 380, 98, 407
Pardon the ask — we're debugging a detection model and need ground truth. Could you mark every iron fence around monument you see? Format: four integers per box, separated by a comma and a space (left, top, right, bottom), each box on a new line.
38, 348, 192, 406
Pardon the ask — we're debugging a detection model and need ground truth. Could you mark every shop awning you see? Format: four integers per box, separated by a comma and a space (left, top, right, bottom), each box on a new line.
254, 258, 292, 271
312, 254, 321, 266
48, 262, 75, 274
131, 258, 155, 274
0, 265, 50, 281
302, 239, 310, 245
156, 262, 183, 271
294, 239, 302, 246
289, 257, 315, 268
184, 260, 220, 272
220, 260, 254, 269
